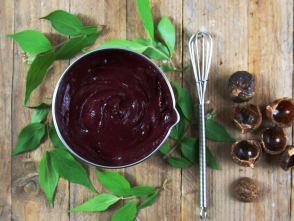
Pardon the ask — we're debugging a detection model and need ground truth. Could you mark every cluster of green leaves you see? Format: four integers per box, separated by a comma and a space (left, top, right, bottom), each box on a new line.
159, 81, 235, 169
92, 0, 189, 72
69, 170, 165, 221
11, 104, 96, 207
8, 10, 101, 105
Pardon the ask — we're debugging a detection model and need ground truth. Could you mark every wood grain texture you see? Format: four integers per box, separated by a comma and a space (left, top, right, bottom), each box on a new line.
182, 0, 292, 221
69, 1, 127, 221
0, 0, 14, 220
247, 1, 292, 220
11, 1, 70, 221
1, 0, 293, 221
125, 0, 183, 220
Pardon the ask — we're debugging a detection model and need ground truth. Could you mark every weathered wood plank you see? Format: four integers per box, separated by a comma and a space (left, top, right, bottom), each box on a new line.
125, 0, 183, 220
69, 1, 127, 221
11, 1, 70, 220
182, 0, 292, 221
247, 1, 292, 220
0, 0, 14, 220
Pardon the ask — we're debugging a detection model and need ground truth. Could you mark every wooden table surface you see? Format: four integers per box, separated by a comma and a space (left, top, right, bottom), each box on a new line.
1, 0, 293, 220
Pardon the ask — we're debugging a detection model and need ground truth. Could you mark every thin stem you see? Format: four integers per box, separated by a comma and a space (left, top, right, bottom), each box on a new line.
120, 196, 136, 200
168, 58, 176, 69
162, 140, 181, 159
162, 121, 192, 159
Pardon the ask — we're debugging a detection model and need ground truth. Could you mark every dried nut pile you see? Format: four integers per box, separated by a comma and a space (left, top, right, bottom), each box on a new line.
228, 71, 294, 202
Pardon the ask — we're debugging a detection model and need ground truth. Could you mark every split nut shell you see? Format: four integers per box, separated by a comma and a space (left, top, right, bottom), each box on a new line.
231, 140, 261, 168
233, 104, 262, 133
280, 146, 294, 171
228, 71, 255, 103
260, 126, 287, 155
266, 97, 294, 128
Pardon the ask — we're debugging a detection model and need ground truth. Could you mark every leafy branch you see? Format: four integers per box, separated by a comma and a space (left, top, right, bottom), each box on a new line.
159, 81, 235, 169
8, 10, 101, 105
69, 170, 167, 220
88, 0, 189, 72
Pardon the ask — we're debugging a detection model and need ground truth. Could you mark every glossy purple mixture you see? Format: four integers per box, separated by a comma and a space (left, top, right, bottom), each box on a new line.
55, 49, 178, 166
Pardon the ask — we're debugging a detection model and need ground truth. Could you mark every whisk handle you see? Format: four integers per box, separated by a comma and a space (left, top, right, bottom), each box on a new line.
199, 103, 207, 219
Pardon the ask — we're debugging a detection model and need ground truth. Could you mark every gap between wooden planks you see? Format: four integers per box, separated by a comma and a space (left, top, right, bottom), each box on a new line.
0, 0, 293, 221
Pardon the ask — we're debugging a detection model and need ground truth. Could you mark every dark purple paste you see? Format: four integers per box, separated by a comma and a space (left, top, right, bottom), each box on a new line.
55, 49, 178, 166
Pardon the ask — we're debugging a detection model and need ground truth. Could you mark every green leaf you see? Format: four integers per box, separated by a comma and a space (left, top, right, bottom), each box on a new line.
180, 137, 197, 163
167, 157, 191, 168
69, 193, 120, 212
144, 42, 169, 61
137, 191, 158, 210
48, 124, 66, 149
169, 110, 185, 140
96, 170, 131, 196
205, 119, 235, 142
157, 16, 175, 56
50, 148, 96, 193
171, 80, 195, 121
131, 38, 150, 46
28, 103, 51, 123
160, 65, 191, 73
55, 36, 87, 59
38, 151, 59, 208
12, 123, 46, 155
206, 147, 219, 170
129, 186, 156, 197
41, 10, 83, 36
111, 201, 137, 221
7, 30, 52, 54
160, 65, 174, 72
80, 26, 98, 35
24, 51, 55, 105
159, 142, 170, 155
83, 32, 100, 46
98, 40, 148, 53
136, 0, 154, 41
180, 137, 219, 169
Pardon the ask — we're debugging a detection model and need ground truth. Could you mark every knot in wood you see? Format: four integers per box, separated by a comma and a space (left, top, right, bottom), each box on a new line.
23, 180, 38, 194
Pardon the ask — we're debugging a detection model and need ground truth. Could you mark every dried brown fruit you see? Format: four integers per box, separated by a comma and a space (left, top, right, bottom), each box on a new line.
233, 104, 262, 133
228, 71, 255, 103
266, 97, 294, 128
231, 140, 261, 168
234, 177, 259, 202
260, 126, 287, 155
280, 146, 294, 171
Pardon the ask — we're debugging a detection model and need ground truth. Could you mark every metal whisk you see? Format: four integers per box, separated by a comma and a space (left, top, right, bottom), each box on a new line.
188, 32, 213, 220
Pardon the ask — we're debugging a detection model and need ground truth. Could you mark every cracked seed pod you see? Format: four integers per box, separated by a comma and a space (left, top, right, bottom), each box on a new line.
260, 126, 287, 155
231, 140, 261, 168
280, 146, 294, 171
266, 97, 294, 128
228, 71, 255, 103
234, 177, 259, 202
233, 104, 262, 133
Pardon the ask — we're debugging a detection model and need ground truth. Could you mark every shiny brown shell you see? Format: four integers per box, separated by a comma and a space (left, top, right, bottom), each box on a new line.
228, 71, 255, 103
234, 177, 259, 202
280, 146, 294, 171
266, 97, 294, 128
233, 104, 262, 133
231, 140, 262, 168
260, 126, 287, 155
